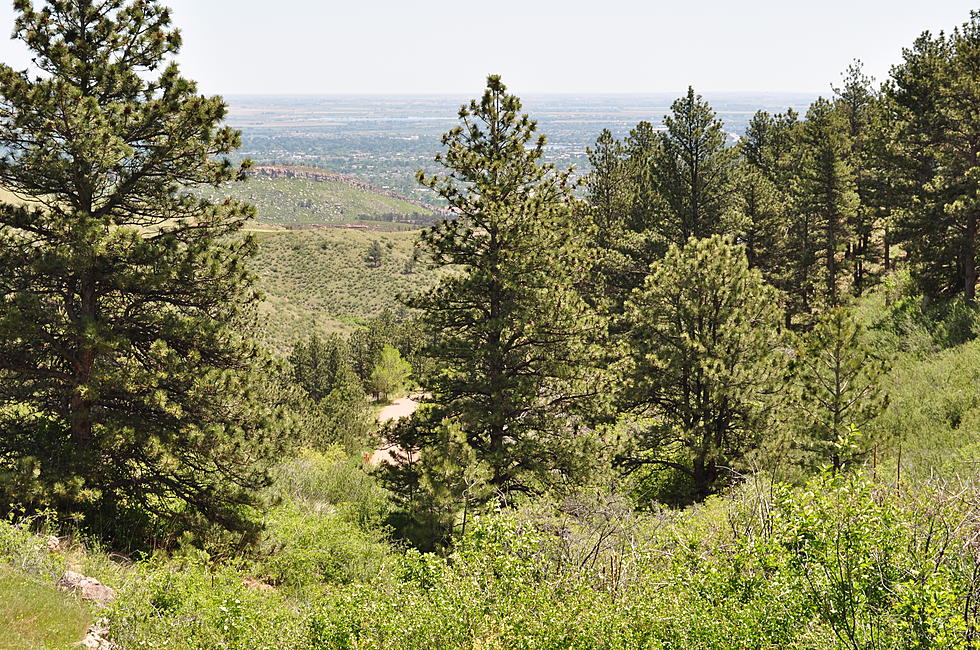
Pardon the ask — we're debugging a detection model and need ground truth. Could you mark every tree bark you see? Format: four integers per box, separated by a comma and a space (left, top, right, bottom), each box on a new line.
966, 212, 977, 303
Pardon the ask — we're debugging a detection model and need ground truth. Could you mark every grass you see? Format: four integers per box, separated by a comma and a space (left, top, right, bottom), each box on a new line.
0, 567, 92, 650
251, 229, 444, 349
206, 173, 433, 226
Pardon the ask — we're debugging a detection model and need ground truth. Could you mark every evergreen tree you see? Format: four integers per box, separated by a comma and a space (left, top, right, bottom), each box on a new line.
888, 12, 980, 302
289, 333, 354, 401
396, 75, 603, 499
733, 162, 788, 286
288, 334, 370, 453
743, 109, 799, 182
588, 122, 667, 302
651, 87, 738, 245
792, 308, 887, 472
365, 240, 384, 268
0, 0, 285, 539
621, 236, 787, 501
584, 129, 644, 311
348, 308, 412, 381
833, 61, 882, 295
792, 98, 860, 306
622, 120, 661, 234
740, 109, 801, 323
585, 129, 628, 247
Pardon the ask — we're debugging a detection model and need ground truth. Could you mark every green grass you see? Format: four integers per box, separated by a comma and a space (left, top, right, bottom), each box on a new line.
0, 567, 92, 650
208, 174, 433, 226
251, 229, 444, 349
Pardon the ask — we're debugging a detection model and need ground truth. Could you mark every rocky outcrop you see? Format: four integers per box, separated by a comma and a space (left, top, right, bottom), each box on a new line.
57, 570, 117, 606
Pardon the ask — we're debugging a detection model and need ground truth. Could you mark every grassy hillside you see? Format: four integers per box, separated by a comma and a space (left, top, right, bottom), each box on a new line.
251, 228, 443, 349
211, 172, 434, 227
0, 568, 92, 650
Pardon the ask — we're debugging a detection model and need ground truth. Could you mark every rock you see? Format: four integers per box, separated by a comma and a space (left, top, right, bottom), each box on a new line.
57, 571, 116, 605
57, 570, 85, 591
243, 577, 275, 592
46, 535, 63, 553
79, 578, 116, 605
81, 618, 114, 649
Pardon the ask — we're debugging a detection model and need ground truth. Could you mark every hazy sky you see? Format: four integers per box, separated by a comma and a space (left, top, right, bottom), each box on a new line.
0, 0, 975, 96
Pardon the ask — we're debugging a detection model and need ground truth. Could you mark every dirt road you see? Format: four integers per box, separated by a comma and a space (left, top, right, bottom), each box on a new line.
369, 397, 420, 466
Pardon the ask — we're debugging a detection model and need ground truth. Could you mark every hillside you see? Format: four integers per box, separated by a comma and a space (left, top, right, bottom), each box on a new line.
208, 166, 438, 228
250, 228, 443, 348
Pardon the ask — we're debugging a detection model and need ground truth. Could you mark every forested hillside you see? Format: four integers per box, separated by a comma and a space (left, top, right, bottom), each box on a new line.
1, 2, 979, 649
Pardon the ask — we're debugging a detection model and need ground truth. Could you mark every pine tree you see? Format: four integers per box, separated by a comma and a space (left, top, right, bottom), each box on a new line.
0, 0, 286, 539
397, 75, 603, 499
793, 98, 860, 306
651, 87, 738, 245
743, 109, 800, 182
585, 129, 628, 248
792, 308, 887, 472
622, 120, 661, 234
733, 162, 788, 286
833, 61, 882, 295
888, 12, 980, 302
621, 236, 788, 501
288, 334, 370, 453
365, 240, 384, 268
289, 333, 354, 401
740, 109, 801, 323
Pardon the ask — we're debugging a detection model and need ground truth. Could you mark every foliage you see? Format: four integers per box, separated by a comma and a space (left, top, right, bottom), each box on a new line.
0, 0, 291, 545
792, 307, 888, 471
394, 75, 606, 510
652, 87, 739, 245
621, 236, 788, 501
250, 230, 440, 349
201, 171, 433, 227
791, 98, 860, 306
369, 346, 412, 401
888, 11, 980, 302
365, 239, 384, 268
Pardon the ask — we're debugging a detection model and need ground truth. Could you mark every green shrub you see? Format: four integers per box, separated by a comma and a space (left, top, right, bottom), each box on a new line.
108, 557, 312, 650
252, 500, 391, 589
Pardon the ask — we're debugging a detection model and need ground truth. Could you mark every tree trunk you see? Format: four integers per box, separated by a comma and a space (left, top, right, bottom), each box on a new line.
70, 275, 98, 447
884, 224, 891, 272
966, 212, 977, 303
70, 349, 96, 446
827, 214, 838, 304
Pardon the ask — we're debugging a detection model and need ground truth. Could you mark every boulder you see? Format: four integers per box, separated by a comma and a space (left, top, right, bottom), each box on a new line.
57, 571, 117, 605
56, 570, 85, 591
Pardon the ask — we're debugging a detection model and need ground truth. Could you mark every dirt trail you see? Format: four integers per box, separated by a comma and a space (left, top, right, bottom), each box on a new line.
369, 397, 419, 466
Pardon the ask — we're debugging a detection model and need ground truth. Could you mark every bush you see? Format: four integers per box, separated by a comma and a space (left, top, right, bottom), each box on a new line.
108, 558, 312, 650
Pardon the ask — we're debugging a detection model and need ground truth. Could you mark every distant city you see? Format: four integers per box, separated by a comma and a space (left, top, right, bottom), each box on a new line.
226, 93, 819, 203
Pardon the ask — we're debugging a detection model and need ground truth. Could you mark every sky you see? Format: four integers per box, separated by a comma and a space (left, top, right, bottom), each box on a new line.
0, 0, 975, 96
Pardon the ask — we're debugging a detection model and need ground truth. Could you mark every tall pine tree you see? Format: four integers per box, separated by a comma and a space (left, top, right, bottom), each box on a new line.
390, 76, 604, 508
0, 0, 284, 540
888, 12, 980, 302
651, 87, 737, 245
792, 98, 860, 307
